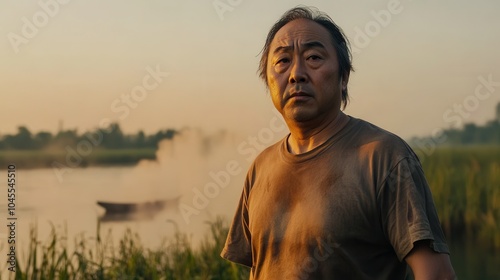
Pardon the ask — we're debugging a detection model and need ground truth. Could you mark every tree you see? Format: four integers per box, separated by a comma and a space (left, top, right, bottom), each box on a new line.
3, 126, 34, 149
34, 131, 53, 149
54, 129, 79, 148
496, 102, 500, 123
135, 130, 146, 148
101, 123, 125, 149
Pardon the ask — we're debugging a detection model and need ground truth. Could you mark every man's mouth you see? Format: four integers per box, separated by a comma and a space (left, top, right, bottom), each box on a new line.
289, 91, 312, 101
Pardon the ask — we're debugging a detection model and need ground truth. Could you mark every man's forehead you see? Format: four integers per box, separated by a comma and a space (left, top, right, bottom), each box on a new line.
270, 19, 333, 48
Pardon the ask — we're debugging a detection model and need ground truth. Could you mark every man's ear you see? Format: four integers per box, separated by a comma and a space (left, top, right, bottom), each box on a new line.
341, 72, 350, 90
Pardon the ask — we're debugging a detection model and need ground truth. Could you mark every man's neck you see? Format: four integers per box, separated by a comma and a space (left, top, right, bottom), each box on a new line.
286, 111, 349, 155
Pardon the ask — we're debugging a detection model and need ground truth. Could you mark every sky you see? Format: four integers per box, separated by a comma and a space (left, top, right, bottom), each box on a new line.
1, 0, 500, 139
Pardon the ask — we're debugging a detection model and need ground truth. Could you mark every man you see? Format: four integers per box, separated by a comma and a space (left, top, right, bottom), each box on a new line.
221, 6, 456, 280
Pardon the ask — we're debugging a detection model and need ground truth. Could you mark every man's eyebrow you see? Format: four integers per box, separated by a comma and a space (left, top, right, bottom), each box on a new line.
272, 41, 327, 54
272, 45, 292, 54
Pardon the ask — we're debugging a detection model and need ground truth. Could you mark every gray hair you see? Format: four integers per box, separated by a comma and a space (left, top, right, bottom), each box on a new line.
258, 6, 354, 109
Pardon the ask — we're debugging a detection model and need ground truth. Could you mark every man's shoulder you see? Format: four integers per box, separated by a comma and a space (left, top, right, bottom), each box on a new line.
347, 117, 415, 157
350, 117, 398, 139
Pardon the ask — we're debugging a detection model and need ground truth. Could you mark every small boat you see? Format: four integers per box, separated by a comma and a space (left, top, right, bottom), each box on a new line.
97, 197, 179, 215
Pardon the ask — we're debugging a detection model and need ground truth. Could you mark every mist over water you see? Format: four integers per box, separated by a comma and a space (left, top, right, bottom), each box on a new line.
106, 128, 257, 239
0, 125, 288, 275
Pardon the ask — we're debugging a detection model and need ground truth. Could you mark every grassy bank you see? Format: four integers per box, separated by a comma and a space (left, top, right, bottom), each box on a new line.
418, 146, 500, 249
0, 149, 156, 169
2, 218, 249, 280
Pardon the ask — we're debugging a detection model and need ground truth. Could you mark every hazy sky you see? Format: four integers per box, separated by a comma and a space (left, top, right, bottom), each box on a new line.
1, 0, 499, 139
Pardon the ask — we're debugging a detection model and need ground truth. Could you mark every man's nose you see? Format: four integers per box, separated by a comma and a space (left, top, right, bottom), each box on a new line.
289, 58, 308, 84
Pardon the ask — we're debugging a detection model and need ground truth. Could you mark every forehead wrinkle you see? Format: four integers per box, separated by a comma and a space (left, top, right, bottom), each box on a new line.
271, 40, 328, 56
271, 25, 332, 55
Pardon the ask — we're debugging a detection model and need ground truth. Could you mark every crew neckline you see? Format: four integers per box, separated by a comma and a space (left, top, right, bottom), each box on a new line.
280, 116, 358, 163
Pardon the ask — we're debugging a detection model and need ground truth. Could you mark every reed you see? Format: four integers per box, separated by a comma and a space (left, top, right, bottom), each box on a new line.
419, 146, 500, 249
3, 217, 249, 280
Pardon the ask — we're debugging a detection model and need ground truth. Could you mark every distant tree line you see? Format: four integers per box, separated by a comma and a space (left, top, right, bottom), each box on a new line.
440, 121, 500, 145
410, 103, 500, 146
0, 123, 177, 150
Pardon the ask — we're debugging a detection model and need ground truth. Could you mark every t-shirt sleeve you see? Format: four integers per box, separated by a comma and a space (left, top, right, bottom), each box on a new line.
378, 156, 450, 261
220, 169, 253, 267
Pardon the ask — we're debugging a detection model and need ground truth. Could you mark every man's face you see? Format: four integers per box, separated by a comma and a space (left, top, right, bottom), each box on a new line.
266, 19, 347, 124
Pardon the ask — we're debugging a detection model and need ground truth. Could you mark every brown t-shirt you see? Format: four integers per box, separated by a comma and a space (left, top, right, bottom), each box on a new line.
221, 117, 449, 280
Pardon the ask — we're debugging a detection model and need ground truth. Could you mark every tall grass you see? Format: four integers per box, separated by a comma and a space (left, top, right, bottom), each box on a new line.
419, 146, 500, 249
2, 218, 249, 280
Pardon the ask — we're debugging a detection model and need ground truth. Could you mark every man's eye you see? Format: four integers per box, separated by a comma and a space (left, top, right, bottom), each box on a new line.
308, 55, 321, 60
276, 58, 290, 64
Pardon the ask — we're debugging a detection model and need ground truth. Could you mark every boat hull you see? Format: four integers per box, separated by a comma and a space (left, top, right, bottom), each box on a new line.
97, 197, 179, 218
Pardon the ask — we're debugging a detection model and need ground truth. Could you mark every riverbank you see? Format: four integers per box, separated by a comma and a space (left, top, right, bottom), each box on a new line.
0, 149, 156, 169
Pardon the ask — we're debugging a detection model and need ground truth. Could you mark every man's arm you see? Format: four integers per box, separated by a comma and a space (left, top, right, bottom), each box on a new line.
405, 240, 456, 280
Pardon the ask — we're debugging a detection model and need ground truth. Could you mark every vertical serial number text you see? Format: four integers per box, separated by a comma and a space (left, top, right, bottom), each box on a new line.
7, 164, 17, 272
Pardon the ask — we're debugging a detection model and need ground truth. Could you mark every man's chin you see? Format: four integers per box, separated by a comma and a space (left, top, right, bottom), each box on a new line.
285, 109, 317, 124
